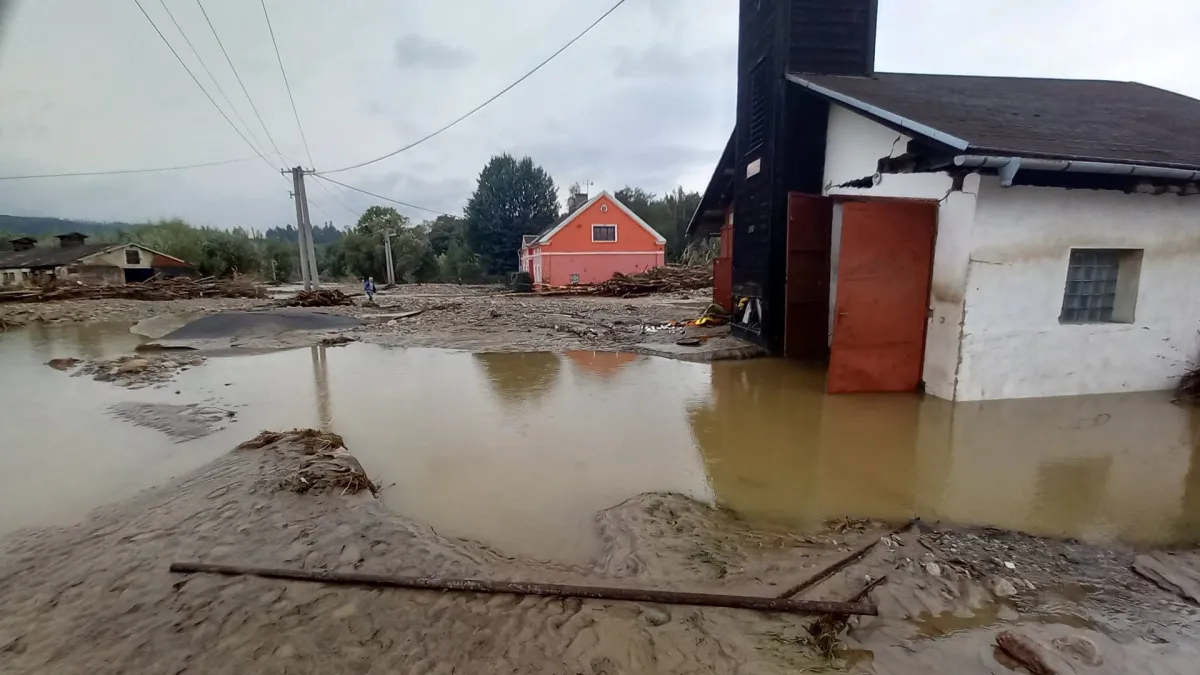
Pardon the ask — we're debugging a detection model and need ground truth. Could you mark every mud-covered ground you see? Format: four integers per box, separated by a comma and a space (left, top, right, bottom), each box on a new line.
6, 285, 1200, 672
1, 432, 1196, 674
0, 296, 272, 330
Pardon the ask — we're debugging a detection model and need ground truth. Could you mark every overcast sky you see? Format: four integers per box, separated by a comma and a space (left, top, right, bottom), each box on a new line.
1, 0, 1198, 229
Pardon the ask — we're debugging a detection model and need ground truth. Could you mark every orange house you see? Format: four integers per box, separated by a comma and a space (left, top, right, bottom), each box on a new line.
519, 191, 666, 286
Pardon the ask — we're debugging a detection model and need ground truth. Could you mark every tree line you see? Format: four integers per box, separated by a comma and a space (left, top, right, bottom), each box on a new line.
0, 153, 703, 283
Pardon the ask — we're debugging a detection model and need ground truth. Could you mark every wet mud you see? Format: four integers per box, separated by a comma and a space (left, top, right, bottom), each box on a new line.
0, 433, 859, 675
4, 287, 1200, 672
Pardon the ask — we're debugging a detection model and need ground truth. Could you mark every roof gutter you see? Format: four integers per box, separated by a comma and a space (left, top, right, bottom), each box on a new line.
786, 74, 970, 152
954, 155, 1200, 187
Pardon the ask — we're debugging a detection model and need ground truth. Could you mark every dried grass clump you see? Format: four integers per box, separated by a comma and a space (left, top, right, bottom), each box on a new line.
236, 428, 346, 455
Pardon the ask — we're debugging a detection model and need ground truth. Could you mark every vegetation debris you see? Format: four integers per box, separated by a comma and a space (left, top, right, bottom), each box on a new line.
0, 275, 265, 304
537, 265, 713, 297
236, 428, 346, 455
279, 288, 354, 308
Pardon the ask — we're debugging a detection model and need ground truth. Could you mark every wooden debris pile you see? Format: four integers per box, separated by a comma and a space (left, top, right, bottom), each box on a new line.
279, 288, 354, 307
0, 275, 266, 304
1179, 363, 1200, 402
537, 265, 713, 298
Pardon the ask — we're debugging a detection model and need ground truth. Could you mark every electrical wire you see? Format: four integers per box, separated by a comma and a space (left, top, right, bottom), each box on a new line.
195, 0, 285, 160
316, 0, 629, 175
310, 179, 361, 218
260, 0, 314, 168
314, 175, 449, 216
0, 156, 260, 180
151, 0, 270, 159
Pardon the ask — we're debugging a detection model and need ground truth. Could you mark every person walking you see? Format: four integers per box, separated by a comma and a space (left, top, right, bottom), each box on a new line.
364, 276, 377, 302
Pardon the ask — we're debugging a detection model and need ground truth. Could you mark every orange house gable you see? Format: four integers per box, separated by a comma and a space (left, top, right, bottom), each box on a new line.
518, 191, 666, 286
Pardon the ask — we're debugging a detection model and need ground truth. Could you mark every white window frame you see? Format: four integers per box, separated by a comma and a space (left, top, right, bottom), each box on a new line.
591, 224, 617, 243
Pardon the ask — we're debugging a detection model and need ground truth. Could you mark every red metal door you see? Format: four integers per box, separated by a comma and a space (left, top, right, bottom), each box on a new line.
785, 193, 833, 358
712, 220, 734, 312
828, 201, 936, 393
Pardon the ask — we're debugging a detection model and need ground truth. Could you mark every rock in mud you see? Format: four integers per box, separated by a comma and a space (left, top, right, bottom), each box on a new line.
1051, 635, 1103, 667
995, 630, 1058, 675
989, 576, 1018, 597
640, 607, 670, 626
45, 357, 81, 371
118, 359, 150, 373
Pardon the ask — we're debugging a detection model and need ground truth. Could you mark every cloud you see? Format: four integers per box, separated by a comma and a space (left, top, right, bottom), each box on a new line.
393, 35, 474, 70
0, 0, 1197, 229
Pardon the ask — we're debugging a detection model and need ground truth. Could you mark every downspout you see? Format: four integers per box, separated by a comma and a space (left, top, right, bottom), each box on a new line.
954, 155, 1200, 186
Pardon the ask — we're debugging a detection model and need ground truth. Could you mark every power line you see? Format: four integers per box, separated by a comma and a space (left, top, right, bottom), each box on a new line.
314, 175, 450, 216
152, 0, 269, 159
195, 0, 284, 160
0, 156, 260, 181
133, 0, 276, 169
316, 0, 629, 175
309, 177, 360, 218
260, 0, 314, 167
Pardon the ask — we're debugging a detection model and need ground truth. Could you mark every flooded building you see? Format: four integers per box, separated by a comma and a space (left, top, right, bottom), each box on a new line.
688, 0, 1200, 401
519, 190, 666, 286
0, 233, 195, 288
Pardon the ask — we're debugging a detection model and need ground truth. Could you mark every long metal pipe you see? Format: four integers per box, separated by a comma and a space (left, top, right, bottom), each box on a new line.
954, 155, 1200, 183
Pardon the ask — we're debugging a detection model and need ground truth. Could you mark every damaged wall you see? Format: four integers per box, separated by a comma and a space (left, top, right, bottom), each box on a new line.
958, 177, 1200, 400
821, 104, 978, 400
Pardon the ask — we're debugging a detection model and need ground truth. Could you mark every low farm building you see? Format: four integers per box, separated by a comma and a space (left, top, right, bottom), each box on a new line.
688, 0, 1200, 402
519, 191, 665, 286
0, 233, 195, 288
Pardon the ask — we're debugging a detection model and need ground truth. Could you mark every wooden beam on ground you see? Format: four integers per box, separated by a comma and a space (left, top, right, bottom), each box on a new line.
169, 561, 877, 616
777, 522, 914, 599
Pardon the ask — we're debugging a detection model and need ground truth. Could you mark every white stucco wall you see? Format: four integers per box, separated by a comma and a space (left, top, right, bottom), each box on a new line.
81, 246, 152, 269
822, 104, 978, 400
958, 178, 1200, 399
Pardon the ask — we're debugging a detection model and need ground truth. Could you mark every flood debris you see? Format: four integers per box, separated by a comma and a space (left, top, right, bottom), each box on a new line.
995, 630, 1059, 675
73, 354, 206, 388
1133, 552, 1200, 604
237, 429, 376, 495
536, 265, 713, 297
1178, 361, 1200, 402
167, 561, 877, 616
236, 428, 345, 454
0, 275, 265, 304
280, 289, 355, 308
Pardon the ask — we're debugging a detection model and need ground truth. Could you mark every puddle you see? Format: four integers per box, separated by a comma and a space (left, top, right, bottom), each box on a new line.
3, 323, 1200, 562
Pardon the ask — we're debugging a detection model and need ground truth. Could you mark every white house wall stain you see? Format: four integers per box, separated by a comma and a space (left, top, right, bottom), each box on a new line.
959, 178, 1200, 400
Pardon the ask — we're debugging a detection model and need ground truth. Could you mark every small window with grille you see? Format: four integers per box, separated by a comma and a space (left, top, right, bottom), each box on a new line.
1059, 248, 1142, 324
125, 248, 141, 265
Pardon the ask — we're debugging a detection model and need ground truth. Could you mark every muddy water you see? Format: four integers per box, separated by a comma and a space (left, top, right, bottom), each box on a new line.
3, 323, 1200, 561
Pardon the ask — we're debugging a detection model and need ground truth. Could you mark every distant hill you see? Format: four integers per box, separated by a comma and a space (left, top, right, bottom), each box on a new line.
0, 215, 132, 238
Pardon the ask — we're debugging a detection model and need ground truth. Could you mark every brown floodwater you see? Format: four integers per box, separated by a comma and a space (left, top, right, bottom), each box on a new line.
3, 322, 1200, 561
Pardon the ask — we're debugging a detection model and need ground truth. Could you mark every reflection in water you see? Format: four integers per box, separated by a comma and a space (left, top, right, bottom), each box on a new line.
5, 323, 1200, 559
473, 352, 562, 408
693, 359, 1200, 546
311, 345, 333, 432
565, 351, 638, 379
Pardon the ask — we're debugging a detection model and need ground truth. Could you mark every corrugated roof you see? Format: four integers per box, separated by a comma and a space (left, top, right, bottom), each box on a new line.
0, 243, 115, 269
796, 72, 1200, 169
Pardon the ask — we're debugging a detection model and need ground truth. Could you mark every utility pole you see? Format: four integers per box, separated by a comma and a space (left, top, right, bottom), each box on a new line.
382, 230, 396, 286
287, 167, 312, 291
284, 166, 321, 289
